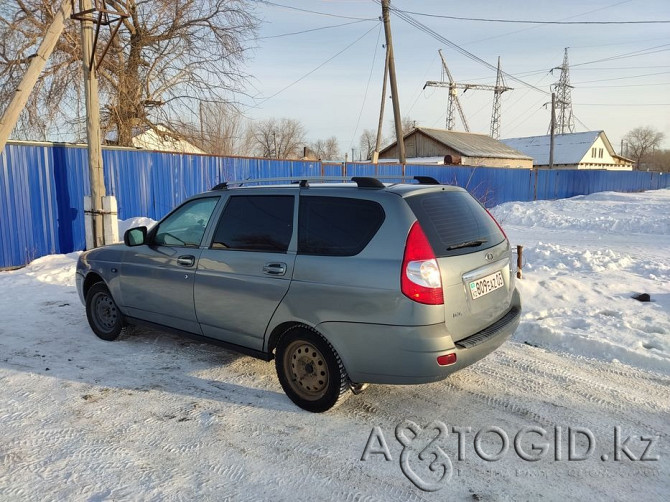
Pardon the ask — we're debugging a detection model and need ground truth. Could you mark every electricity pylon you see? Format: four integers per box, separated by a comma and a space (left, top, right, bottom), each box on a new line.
424, 50, 512, 136
549, 48, 575, 135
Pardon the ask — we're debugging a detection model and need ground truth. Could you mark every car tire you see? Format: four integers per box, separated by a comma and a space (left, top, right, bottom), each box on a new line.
275, 326, 350, 413
86, 282, 124, 341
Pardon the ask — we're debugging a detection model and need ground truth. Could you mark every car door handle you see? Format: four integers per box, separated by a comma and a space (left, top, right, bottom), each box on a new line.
177, 255, 195, 267
263, 262, 287, 276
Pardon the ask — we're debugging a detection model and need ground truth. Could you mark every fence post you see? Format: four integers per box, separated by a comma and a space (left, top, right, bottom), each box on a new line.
516, 245, 523, 279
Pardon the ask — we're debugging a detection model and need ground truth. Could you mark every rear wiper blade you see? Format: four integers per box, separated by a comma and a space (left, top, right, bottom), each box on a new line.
446, 238, 488, 251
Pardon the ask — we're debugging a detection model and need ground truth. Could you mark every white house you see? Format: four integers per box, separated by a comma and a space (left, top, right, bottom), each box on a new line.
501, 131, 633, 170
105, 125, 204, 154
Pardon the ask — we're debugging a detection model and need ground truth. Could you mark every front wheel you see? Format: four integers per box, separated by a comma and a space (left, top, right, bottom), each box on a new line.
275, 327, 350, 413
86, 283, 124, 341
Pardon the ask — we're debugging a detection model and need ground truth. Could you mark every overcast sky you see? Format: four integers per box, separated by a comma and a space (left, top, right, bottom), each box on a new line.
232, 0, 670, 157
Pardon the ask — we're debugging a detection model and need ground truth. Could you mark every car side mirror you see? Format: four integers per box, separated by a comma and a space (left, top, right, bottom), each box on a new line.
124, 226, 147, 246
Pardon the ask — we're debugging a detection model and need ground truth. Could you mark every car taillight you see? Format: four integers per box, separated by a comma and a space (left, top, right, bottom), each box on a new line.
401, 221, 444, 305
485, 208, 507, 240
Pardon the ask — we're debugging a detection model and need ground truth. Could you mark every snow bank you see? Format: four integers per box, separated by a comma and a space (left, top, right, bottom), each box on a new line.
118, 217, 157, 236
492, 189, 670, 374
493, 189, 670, 236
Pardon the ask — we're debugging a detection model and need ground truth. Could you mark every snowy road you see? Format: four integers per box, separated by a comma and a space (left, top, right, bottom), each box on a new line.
1, 190, 669, 500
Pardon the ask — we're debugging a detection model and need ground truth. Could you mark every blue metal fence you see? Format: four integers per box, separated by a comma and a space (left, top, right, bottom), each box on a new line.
1, 141, 668, 269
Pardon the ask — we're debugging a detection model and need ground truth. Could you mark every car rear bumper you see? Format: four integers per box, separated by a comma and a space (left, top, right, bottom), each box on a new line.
316, 288, 521, 384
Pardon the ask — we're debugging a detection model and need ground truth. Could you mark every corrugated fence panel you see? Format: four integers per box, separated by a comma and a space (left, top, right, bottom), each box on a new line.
2, 142, 669, 269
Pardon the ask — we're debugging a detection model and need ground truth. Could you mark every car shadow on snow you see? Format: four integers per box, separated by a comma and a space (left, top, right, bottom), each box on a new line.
0, 279, 300, 413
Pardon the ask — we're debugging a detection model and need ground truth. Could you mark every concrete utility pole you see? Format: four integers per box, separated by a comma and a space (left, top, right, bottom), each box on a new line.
80, 0, 106, 248
372, 45, 390, 163
0, 1, 73, 152
381, 0, 406, 164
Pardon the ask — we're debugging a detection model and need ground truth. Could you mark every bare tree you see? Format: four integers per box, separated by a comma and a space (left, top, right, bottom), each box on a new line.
389, 115, 415, 139
251, 117, 306, 159
0, 0, 256, 144
309, 136, 340, 160
177, 102, 253, 156
624, 126, 665, 169
359, 129, 376, 160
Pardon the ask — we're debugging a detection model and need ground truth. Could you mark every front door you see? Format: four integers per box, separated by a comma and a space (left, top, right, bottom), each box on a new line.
120, 196, 220, 333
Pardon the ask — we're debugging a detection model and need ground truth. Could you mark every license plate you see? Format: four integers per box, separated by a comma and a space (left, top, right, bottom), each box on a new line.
469, 271, 504, 300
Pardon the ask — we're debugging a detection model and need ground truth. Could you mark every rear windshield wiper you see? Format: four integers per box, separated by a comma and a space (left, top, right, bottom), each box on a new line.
446, 238, 488, 251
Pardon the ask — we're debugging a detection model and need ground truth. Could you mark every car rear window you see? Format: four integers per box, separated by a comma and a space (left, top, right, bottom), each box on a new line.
298, 196, 385, 256
406, 190, 505, 257
211, 195, 294, 253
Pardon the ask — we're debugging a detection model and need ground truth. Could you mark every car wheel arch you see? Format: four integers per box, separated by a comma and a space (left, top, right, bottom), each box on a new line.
83, 272, 105, 298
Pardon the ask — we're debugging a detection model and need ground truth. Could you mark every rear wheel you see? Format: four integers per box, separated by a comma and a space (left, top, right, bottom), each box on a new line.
275, 327, 350, 412
86, 283, 124, 341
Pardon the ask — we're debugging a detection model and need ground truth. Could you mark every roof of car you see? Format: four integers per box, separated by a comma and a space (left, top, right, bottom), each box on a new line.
205, 176, 465, 196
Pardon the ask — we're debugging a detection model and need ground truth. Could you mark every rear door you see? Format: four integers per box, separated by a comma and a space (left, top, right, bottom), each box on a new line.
405, 189, 514, 341
194, 192, 297, 350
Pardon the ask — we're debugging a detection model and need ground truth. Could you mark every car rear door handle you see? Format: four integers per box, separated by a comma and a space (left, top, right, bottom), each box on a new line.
177, 255, 195, 267
263, 262, 287, 276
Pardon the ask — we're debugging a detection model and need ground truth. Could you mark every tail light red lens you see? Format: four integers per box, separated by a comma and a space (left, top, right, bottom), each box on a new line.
485, 207, 507, 240
437, 353, 457, 366
401, 221, 444, 305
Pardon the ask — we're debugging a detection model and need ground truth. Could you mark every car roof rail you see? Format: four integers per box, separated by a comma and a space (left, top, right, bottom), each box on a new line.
350, 176, 385, 188
209, 176, 437, 191
413, 176, 440, 185
364, 175, 441, 185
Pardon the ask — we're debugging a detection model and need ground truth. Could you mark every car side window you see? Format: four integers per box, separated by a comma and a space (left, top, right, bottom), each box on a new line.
298, 196, 385, 256
211, 195, 294, 253
153, 197, 219, 247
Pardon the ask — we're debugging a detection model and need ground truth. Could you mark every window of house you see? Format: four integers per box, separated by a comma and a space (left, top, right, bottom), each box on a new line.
599, 148, 604, 158
591, 147, 597, 158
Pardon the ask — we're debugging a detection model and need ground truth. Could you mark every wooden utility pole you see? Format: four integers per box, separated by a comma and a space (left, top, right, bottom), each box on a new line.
0, 1, 72, 152
381, 0, 405, 164
549, 92, 556, 169
80, 0, 106, 248
372, 45, 389, 163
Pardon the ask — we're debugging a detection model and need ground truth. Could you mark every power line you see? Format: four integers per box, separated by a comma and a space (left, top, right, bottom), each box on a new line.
571, 44, 670, 67
458, 0, 634, 46
396, 10, 670, 25
370, 0, 549, 95
349, 23, 383, 152
572, 71, 670, 84
575, 103, 670, 106
256, 1, 377, 21
578, 82, 670, 88
255, 23, 381, 106
257, 19, 374, 40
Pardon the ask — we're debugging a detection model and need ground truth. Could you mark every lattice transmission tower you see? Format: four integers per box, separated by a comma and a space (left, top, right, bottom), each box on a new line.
424, 51, 512, 138
549, 48, 575, 135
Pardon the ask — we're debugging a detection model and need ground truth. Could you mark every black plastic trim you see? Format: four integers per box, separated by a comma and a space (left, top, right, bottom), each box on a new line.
351, 176, 385, 188
413, 176, 440, 185
124, 316, 273, 361
455, 306, 521, 349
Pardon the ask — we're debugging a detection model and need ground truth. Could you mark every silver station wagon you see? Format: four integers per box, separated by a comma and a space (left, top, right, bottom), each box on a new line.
76, 176, 521, 412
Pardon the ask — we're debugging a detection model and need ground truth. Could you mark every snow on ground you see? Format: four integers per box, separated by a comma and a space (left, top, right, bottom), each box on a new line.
1, 191, 669, 500
491, 189, 670, 375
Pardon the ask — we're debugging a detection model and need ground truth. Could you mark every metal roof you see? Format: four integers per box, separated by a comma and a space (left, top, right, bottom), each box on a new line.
502, 131, 608, 166
380, 127, 532, 160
